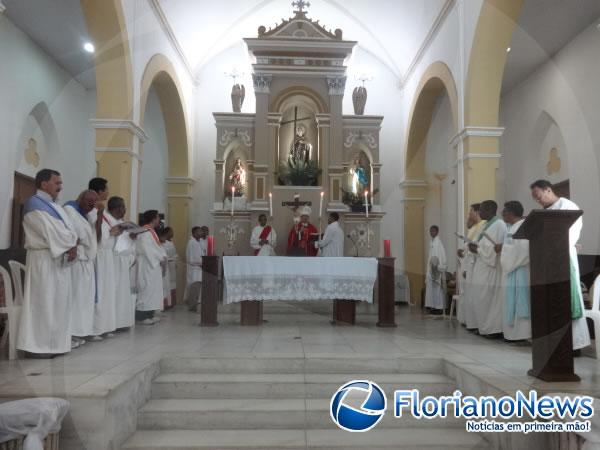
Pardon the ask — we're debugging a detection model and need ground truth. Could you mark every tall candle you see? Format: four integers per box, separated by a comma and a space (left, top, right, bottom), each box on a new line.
231, 186, 235, 216
319, 192, 324, 218
384, 239, 391, 257
269, 192, 273, 218
207, 236, 214, 256
364, 190, 369, 218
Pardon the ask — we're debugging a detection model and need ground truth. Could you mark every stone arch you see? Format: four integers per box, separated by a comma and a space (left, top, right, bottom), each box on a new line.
403, 61, 459, 305
271, 86, 329, 114
139, 54, 191, 273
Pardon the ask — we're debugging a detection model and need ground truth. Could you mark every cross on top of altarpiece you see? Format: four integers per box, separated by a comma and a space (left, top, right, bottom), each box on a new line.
292, 0, 310, 14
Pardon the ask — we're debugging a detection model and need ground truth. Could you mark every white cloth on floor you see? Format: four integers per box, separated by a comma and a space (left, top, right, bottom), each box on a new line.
548, 197, 591, 350
316, 221, 344, 257
17, 195, 77, 354
222, 256, 377, 304
0, 397, 69, 450
471, 218, 507, 335
425, 236, 447, 310
64, 204, 97, 337
500, 219, 531, 341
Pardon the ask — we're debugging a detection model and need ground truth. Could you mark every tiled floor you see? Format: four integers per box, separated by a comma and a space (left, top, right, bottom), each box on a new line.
0, 301, 599, 398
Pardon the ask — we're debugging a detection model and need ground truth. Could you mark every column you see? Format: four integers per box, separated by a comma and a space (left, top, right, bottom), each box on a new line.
91, 119, 147, 222
401, 181, 427, 306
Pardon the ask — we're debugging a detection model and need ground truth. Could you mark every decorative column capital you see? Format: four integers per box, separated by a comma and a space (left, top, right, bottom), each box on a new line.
449, 126, 505, 148
90, 118, 149, 143
252, 73, 272, 94
327, 76, 347, 96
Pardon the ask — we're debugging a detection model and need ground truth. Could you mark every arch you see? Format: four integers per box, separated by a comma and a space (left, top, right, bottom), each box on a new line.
271, 86, 329, 114
139, 53, 190, 178
403, 61, 459, 305
80, 0, 133, 119
464, 0, 523, 127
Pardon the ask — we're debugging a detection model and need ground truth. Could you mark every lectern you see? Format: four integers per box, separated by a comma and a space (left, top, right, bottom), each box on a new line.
200, 256, 219, 327
513, 209, 582, 382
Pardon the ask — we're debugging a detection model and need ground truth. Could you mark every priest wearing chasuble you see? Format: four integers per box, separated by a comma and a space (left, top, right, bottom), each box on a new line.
286, 206, 318, 256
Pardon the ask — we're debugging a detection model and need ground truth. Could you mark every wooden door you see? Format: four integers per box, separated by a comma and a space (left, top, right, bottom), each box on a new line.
10, 172, 36, 249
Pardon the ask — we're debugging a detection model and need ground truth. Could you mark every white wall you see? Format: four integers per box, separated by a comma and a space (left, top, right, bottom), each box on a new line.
499, 20, 600, 253
424, 93, 458, 272
139, 88, 168, 214
0, 15, 95, 248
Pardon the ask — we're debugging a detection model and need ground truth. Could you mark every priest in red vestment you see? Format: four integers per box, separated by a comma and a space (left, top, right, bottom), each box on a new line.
287, 206, 319, 256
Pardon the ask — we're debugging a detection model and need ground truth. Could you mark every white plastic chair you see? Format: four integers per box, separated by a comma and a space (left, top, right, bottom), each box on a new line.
585, 274, 600, 359
1, 263, 23, 359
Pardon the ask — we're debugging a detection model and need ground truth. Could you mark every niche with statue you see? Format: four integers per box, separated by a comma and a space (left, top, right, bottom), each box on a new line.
343, 151, 373, 211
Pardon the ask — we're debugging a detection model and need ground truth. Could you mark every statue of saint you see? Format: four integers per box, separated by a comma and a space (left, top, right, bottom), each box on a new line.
349, 157, 369, 194
289, 125, 312, 164
228, 157, 246, 195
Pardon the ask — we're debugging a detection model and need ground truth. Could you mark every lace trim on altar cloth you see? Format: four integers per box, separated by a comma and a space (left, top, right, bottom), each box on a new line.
224, 275, 375, 304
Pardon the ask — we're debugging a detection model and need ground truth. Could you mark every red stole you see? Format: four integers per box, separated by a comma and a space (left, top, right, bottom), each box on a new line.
144, 224, 161, 245
254, 226, 272, 255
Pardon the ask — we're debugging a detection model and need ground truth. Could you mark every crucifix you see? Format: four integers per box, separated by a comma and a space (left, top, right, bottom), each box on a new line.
280, 107, 312, 134
282, 193, 312, 213
292, 0, 310, 14
281, 106, 313, 163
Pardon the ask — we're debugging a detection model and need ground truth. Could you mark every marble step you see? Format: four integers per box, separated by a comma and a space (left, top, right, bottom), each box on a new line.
138, 398, 466, 430
122, 428, 487, 449
159, 356, 443, 375
151, 373, 455, 399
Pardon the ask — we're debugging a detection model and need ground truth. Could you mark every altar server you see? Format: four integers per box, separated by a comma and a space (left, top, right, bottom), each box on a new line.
530, 179, 590, 350
251, 214, 277, 256
315, 212, 344, 257
162, 227, 178, 305
424, 225, 447, 313
185, 226, 206, 311
17, 169, 78, 356
64, 190, 99, 346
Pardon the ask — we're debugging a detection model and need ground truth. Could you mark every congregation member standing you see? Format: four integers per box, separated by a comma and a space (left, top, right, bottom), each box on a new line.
17, 169, 77, 357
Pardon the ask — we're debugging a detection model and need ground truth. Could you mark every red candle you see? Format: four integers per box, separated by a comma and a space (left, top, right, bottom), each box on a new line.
383, 239, 391, 257
207, 236, 214, 256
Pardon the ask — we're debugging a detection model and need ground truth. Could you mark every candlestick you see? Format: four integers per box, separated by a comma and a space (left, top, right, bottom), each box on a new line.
231, 186, 235, 216
207, 236, 214, 256
269, 192, 273, 218
384, 239, 391, 257
364, 190, 369, 219
319, 191, 324, 218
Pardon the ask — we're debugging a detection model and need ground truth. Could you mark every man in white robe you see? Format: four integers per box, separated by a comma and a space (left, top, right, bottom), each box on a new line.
530, 179, 590, 350
159, 229, 173, 310
104, 196, 136, 330
315, 212, 344, 257
185, 226, 206, 311
250, 214, 277, 256
468, 200, 507, 336
162, 227, 178, 306
457, 204, 486, 326
17, 169, 78, 357
64, 190, 99, 347
136, 210, 167, 324
425, 225, 447, 313
497, 201, 531, 342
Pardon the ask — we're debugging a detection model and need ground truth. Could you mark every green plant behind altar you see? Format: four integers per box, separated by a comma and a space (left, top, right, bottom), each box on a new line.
278, 159, 321, 186
342, 188, 379, 212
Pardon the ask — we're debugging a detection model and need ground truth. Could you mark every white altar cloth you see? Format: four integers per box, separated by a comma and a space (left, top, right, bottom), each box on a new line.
222, 256, 378, 304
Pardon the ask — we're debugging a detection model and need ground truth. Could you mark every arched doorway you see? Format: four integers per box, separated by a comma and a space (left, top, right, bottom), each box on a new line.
139, 54, 191, 300
403, 62, 459, 305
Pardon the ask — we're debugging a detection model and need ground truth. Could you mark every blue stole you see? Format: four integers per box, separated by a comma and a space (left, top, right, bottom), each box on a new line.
24, 194, 65, 224
505, 265, 530, 326
64, 200, 86, 219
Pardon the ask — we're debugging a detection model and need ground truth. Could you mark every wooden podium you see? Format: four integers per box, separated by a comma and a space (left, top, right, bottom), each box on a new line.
513, 209, 582, 382
376, 257, 397, 327
200, 256, 219, 327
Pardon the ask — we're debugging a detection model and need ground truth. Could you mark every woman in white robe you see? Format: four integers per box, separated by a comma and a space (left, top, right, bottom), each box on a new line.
136, 211, 167, 323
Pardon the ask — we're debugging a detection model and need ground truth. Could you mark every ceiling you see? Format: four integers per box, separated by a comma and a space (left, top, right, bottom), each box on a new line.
157, 0, 448, 80
502, 0, 600, 94
4, 0, 96, 89
4, 0, 599, 95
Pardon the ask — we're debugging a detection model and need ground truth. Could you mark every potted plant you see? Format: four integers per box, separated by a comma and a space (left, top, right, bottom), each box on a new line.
278, 159, 321, 186
342, 188, 378, 212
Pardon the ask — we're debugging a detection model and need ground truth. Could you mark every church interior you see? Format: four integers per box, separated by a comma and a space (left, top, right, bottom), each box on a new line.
1, 0, 600, 448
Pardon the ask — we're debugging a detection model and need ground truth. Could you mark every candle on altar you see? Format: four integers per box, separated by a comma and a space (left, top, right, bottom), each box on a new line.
384, 239, 391, 257
364, 190, 369, 218
319, 191, 324, 218
269, 192, 273, 218
207, 236, 214, 256
231, 186, 235, 216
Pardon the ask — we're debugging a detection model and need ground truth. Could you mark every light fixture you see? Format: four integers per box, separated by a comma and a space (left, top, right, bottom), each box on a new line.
506, 47, 511, 53
83, 42, 95, 53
